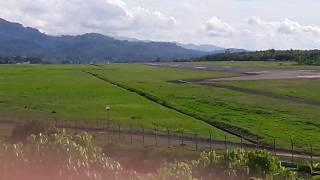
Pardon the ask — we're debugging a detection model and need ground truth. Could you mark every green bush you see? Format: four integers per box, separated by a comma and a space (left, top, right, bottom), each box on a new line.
191, 149, 297, 180
149, 162, 196, 180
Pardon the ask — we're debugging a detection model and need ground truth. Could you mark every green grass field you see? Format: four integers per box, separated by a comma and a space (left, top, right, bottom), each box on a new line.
222, 79, 320, 101
91, 63, 320, 152
1, 63, 320, 153
0, 64, 236, 140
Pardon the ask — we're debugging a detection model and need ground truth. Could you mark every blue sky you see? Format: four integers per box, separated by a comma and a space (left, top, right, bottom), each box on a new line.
0, 0, 319, 50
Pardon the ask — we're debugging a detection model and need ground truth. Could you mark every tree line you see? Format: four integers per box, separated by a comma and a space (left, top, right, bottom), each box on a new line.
0, 56, 50, 64
193, 49, 320, 65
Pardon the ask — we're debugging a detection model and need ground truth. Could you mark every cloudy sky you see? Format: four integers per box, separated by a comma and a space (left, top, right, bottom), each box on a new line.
1, 0, 319, 50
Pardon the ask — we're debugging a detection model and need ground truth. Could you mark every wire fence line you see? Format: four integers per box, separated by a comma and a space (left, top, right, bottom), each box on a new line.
0, 118, 319, 162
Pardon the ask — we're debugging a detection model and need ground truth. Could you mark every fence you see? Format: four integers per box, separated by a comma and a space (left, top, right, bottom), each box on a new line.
0, 118, 318, 164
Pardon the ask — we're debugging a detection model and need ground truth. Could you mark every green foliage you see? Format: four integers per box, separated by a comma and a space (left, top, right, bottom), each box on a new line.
247, 150, 280, 176
191, 149, 297, 180
0, 56, 49, 64
0, 130, 137, 180
149, 162, 196, 180
0, 130, 302, 180
313, 175, 320, 180
194, 49, 320, 65
309, 162, 320, 176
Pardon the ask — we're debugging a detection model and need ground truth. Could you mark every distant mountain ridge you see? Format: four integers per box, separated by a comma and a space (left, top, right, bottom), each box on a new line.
0, 18, 209, 62
177, 43, 224, 52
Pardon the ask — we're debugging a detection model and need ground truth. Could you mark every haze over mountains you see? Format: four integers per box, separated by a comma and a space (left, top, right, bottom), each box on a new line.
0, 18, 243, 63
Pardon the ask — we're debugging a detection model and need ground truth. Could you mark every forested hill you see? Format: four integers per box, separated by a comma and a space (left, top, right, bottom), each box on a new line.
193, 49, 320, 65
0, 18, 207, 63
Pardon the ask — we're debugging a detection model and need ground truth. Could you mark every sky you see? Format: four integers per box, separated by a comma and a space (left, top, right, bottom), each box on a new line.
0, 0, 320, 50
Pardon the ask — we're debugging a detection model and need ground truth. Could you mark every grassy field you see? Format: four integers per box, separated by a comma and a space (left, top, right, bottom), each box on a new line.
0, 64, 236, 139
91, 63, 320, 152
1, 63, 320, 152
222, 79, 320, 101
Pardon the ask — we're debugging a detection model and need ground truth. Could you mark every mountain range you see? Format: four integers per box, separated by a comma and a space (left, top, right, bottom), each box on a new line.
0, 18, 244, 63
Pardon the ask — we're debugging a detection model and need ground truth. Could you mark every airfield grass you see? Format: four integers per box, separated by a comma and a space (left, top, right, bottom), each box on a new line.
0, 64, 238, 140
193, 61, 320, 69
223, 79, 320, 101
93, 64, 320, 152
1, 63, 320, 152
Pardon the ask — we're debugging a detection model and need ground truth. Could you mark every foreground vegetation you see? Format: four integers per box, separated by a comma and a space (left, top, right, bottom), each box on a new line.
194, 49, 320, 65
0, 126, 312, 180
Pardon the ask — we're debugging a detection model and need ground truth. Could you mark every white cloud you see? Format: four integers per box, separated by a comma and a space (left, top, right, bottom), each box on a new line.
208, 16, 319, 50
0, 0, 178, 36
205, 17, 235, 37
277, 19, 320, 36
247, 17, 320, 36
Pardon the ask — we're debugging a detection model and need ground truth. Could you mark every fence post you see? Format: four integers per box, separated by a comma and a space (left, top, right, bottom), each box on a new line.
118, 124, 121, 139
310, 144, 313, 167
290, 139, 294, 162
209, 132, 212, 150
195, 133, 198, 151
130, 125, 133, 144
181, 130, 184, 146
167, 129, 170, 148
240, 134, 243, 149
154, 127, 158, 146
86, 121, 92, 130
74, 119, 77, 129
142, 126, 145, 146
224, 135, 227, 150
273, 138, 276, 155
55, 118, 58, 128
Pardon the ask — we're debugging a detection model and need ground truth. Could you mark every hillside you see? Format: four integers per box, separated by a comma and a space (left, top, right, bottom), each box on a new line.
0, 18, 207, 63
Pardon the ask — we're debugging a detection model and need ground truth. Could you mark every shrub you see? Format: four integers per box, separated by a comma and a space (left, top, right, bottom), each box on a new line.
192, 149, 297, 180
1, 129, 137, 180
148, 162, 196, 180
0, 128, 299, 180
9, 120, 56, 142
